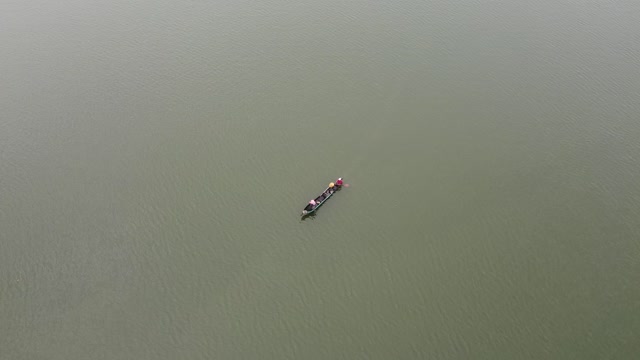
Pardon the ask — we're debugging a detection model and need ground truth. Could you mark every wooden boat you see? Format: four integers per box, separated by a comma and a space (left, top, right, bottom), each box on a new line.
301, 185, 338, 217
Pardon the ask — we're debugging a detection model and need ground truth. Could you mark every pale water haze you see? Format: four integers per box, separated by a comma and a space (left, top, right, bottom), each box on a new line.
1, 0, 639, 359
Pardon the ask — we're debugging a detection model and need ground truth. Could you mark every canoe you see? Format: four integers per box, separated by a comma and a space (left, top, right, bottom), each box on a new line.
301, 185, 337, 217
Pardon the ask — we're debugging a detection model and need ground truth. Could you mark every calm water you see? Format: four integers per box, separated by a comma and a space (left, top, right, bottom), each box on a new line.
2, 0, 639, 359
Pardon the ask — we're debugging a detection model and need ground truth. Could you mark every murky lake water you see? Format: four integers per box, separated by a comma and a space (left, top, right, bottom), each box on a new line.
2, 0, 639, 358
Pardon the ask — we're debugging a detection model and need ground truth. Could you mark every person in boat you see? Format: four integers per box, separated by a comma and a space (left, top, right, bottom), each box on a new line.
335, 178, 344, 188
309, 199, 317, 208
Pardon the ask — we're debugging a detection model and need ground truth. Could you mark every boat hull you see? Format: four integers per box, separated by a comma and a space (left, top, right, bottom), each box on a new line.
301, 186, 336, 217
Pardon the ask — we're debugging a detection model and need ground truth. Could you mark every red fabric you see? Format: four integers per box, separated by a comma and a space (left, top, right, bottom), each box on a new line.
336, 179, 343, 186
